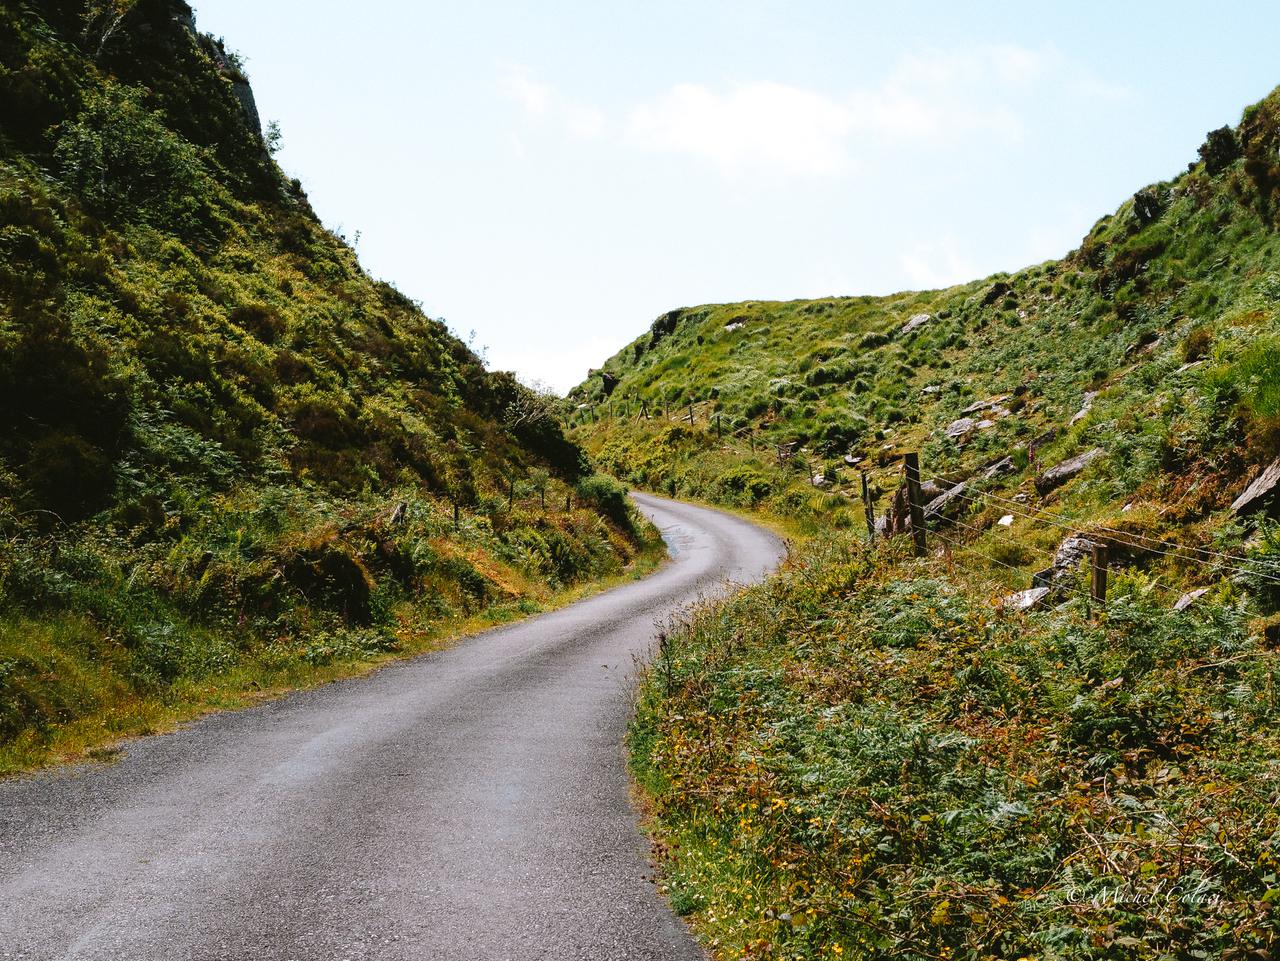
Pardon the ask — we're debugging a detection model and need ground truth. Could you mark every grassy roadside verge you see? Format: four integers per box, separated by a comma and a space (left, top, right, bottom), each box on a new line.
628, 521, 1280, 960
1, 518, 666, 777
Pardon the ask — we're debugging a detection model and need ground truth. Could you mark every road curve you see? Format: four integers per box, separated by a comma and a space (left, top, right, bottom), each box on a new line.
0, 494, 784, 961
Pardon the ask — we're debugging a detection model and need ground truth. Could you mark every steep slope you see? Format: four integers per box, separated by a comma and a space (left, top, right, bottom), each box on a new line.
0, 0, 646, 770
581, 90, 1280, 958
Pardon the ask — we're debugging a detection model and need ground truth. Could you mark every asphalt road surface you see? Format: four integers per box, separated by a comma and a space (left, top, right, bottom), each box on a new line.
0, 494, 785, 961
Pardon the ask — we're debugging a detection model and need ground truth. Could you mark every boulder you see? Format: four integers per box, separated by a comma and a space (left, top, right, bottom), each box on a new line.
900, 313, 932, 336
1036, 448, 1105, 494
982, 281, 1013, 307
997, 514, 1014, 527
944, 417, 977, 440
922, 385, 942, 395
1231, 457, 1280, 517
1003, 587, 1050, 611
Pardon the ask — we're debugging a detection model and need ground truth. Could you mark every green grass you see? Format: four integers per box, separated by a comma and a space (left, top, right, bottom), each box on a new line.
587, 85, 1280, 960
630, 532, 1280, 960
0, 3, 650, 765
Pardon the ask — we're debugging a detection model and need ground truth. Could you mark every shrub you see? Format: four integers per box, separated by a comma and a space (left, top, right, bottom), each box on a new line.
576, 473, 634, 531
1198, 125, 1242, 176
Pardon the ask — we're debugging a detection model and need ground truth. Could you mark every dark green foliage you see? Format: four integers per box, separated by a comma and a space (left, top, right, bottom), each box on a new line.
0, 0, 645, 761
1198, 125, 1241, 176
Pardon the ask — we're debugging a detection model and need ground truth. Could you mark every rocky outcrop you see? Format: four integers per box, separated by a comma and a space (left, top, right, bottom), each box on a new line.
1036, 448, 1104, 494
1231, 458, 1280, 517
981, 456, 1017, 481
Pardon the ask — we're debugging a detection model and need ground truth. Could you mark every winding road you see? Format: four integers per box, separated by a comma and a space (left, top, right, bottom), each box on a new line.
0, 494, 784, 961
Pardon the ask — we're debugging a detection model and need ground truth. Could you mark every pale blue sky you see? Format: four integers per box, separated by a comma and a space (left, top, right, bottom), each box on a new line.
196, 1, 1280, 392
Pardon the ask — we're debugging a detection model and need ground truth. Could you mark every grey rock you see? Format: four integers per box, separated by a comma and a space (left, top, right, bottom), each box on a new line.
924, 482, 969, 526
981, 456, 1017, 480
900, 313, 932, 336
1069, 391, 1099, 426
962, 395, 1009, 415
1036, 447, 1105, 494
1033, 535, 1097, 588
1004, 587, 1050, 611
922, 385, 942, 395
1231, 457, 1280, 516
944, 417, 978, 440
1173, 588, 1210, 611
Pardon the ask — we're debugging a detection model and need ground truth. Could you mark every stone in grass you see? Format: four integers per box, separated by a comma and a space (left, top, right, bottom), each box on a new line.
900, 313, 932, 336
981, 455, 1017, 480
1035, 447, 1105, 495
1231, 457, 1280, 517
924, 482, 969, 526
1173, 588, 1210, 611
1003, 587, 1050, 611
944, 417, 977, 440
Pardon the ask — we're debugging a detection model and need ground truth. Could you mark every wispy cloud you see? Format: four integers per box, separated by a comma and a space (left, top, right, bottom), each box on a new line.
499, 46, 1130, 179
499, 63, 604, 144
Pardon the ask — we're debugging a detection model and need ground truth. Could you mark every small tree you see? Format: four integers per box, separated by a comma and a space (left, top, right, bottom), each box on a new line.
1198, 125, 1241, 176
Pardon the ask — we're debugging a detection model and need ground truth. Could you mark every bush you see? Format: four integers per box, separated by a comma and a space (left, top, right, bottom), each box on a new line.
576, 473, 634, 531
1198, 125, 1242, 176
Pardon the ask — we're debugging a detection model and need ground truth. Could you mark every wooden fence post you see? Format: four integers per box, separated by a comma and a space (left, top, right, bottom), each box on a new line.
904, 452, 926, 557
861, 471, 876, 542
687, 401, 695, 426
1091, 543, 1109, 608
453, 501, 460, 530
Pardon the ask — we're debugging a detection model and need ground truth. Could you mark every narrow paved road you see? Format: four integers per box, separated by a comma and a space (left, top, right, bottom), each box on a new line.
0, 494, 784, 961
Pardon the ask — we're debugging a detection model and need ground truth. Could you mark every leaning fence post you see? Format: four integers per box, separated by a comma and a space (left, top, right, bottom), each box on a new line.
861, 471, 876, 542
687, 401, 695, 426
1091, 543, 1109, 609
904, 451, 926, 557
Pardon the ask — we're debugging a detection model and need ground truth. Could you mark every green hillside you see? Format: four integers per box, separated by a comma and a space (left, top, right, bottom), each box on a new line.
582, 91, 1280, 957
0, 0, 648, 771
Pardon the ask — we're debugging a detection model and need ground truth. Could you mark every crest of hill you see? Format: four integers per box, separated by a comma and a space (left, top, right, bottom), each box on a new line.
570, 85, 1280, 537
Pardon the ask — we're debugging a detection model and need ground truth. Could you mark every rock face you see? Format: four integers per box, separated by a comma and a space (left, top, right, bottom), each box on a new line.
1231, 458, 1280, 517
900, 313, 932, 336
944, 417, 978, 440
1036, 448, 1105, 494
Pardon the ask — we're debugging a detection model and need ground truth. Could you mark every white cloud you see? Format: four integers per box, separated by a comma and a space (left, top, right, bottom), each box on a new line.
499, 63, 604, 142
628, 81, 855, 177
624, 45, 1127, 178
499, 46, 1130, 180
